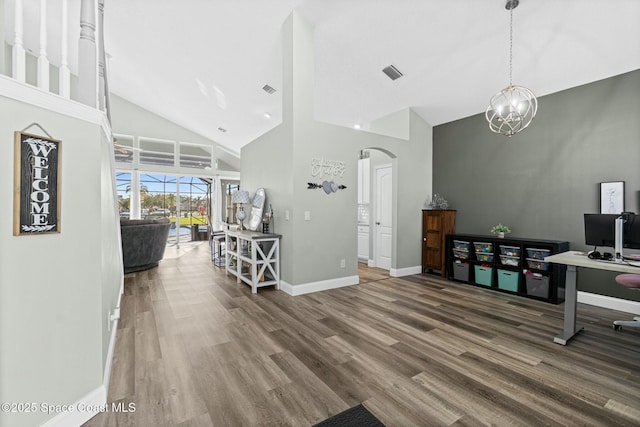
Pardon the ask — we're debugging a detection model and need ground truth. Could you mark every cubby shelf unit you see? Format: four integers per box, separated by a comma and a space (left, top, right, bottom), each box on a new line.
446, 234, 569, 304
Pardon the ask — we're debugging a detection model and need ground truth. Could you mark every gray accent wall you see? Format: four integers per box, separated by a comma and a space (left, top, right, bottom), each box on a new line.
433, 69, 640, 301
241, 12, 433, 288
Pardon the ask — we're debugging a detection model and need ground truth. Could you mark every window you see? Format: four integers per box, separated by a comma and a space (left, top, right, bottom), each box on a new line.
116, 172, 132, 217
113, 135, 134, 164
139, 138, 175, 167
180, 143, 213, 170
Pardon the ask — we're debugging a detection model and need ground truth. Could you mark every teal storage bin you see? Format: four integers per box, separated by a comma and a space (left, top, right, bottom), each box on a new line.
474, 265, 493, 287
497, 269, 519, 292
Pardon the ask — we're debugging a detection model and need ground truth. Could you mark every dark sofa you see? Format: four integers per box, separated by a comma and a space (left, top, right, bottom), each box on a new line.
120, 218, 171, 273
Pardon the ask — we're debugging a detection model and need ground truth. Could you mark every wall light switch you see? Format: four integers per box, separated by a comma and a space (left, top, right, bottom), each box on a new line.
285, 210, 290, 221
304, 211, 311, 221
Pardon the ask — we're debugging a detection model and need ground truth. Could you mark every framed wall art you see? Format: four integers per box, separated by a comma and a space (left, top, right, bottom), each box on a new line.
13, 131, 62, 235
599, 181, 624, 214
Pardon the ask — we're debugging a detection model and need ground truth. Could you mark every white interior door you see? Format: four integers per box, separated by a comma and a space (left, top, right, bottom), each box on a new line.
375, 165, 392, 270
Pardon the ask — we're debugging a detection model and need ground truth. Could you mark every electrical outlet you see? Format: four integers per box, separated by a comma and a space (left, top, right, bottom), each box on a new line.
285, 210, 290, 221
340, 258, 346, 268
304, 211, 311, 221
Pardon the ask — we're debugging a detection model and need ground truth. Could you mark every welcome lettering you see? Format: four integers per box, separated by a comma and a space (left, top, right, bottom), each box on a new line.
27, 139, 55, 227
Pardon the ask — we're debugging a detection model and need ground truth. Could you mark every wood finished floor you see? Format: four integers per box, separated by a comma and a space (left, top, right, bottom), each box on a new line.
85, 245, 640, 426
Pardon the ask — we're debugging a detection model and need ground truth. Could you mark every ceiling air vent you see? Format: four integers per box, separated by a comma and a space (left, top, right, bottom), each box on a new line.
382, 64, 403, 81
262, 84, 276, 94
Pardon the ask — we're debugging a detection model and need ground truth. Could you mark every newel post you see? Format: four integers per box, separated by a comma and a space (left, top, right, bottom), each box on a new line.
78, 0, 98, 107
98, 0, 107, 114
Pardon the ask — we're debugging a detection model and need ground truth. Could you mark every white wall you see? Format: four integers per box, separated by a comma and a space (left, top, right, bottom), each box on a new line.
110, 94, 240, 172
241, 13, 433, 291
369, 108, 410, 140
0, 77, 123, 427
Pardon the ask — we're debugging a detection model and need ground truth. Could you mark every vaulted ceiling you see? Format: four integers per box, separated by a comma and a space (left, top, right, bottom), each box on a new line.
8, 1, 640, 155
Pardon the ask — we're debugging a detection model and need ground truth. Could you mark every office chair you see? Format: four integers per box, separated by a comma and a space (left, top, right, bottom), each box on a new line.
613, 274, 640, 331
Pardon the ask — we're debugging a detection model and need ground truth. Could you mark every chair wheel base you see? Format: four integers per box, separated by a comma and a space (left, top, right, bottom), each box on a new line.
614, 324, 622, 331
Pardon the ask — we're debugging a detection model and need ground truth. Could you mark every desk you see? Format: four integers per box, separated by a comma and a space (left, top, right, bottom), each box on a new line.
545, 251, 640, 345
225, 230, 281, 293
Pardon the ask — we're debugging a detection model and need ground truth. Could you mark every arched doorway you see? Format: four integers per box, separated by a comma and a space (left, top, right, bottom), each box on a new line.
357, 147, 397, 272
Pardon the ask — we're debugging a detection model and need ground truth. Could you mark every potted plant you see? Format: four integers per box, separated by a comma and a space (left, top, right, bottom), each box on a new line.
491, 223, 511, 238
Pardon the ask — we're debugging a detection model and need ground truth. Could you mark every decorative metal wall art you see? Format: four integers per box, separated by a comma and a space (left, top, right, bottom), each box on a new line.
307, 181, 347, 194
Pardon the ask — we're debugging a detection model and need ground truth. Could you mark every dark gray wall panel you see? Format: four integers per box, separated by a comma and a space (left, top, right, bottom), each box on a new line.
433, 69, 640, 300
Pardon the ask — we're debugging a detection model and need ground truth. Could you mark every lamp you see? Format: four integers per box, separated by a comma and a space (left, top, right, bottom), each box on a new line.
232, 190, 251, 230
486, 0, 538, 137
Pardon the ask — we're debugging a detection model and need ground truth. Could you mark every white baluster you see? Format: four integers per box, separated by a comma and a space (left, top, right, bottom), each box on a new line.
0, 0, 6, 76
98, 0, 105, 112
78, 0, 98, 107
37, 0, 50, 91
12, 0, 26, 82
59, 0, 71, 98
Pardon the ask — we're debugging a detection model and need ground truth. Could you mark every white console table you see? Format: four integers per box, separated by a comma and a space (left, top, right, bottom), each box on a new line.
225, 229, 281, 293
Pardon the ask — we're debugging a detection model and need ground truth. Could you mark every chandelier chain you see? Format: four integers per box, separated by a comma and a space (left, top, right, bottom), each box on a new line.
485, 0, 537, 137
509, 6, 513, 87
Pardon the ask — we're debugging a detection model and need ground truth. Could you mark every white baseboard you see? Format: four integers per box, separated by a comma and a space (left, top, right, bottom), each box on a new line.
280, 275, 359, 296
103, 278, 124, 391
40, 385, 106, 427
578, 291, 640, 315
368, 259, 375, 267
390, 265, 421, 277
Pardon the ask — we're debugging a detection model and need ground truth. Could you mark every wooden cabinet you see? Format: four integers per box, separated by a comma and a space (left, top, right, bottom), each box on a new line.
422, 210, 456, 276
445, 233, 569, 304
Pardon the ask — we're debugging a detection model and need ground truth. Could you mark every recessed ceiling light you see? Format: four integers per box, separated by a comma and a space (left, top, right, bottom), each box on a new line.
218, 127, 227, 133
354, 124, 361, 130
264, 112, 272, 119
262, 84, 276, 94
382, 64, 403, 81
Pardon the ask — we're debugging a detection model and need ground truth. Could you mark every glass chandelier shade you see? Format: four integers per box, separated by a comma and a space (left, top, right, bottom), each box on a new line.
486, 0, 538, 137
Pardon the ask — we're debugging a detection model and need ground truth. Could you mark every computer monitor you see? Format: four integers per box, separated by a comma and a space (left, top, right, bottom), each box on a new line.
624, 213, 640, 249
584, 214, 617, 247
584, 213, 640, 249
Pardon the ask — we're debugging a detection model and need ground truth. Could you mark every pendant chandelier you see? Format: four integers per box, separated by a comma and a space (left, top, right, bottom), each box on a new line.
486, 0, 537, 137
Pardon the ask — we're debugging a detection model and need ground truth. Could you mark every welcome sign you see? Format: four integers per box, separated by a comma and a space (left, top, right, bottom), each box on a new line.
13, 131, 61, 235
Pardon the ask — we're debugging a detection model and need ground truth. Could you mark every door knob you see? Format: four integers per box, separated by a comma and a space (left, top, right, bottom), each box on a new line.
376, 222, 380, 225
